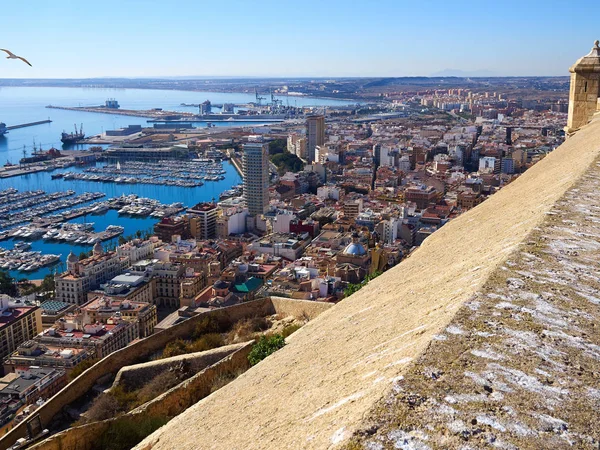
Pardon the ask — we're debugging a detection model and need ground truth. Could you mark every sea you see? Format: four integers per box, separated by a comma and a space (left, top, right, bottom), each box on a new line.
0, 86, 353, 279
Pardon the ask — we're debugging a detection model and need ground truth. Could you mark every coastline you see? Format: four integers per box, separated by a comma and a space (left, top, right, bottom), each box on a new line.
0, 83, 363, 104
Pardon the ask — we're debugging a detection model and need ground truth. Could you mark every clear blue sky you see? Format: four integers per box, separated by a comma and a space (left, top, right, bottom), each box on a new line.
1, 0, 598, 78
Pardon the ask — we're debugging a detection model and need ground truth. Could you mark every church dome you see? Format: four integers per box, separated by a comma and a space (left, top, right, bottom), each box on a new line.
343, 242, 367, 256
213, 280, 230, 290
93, 241, 103, 255
67, 251, 78, 263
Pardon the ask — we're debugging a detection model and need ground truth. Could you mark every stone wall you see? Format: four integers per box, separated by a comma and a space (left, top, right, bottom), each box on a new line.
270, 296, 333, 320
130, 340, 253, 419
0, 297, 330, 450
111, 342, 248, 391
28, 342, 253, 450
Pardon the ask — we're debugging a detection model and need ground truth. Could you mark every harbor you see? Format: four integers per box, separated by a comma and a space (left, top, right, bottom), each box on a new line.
0, 191, 185, 273
0, 86, 346, 278
0, 191, 106, 229
0, 160, 237, 279
0, 190, 186, 235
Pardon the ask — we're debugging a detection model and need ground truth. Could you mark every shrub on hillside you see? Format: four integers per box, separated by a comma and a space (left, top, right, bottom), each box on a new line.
192, 315, 221, 339
83, 386, 137, 423
162, 339, 188, 358
69, 358, 98, 381
226, 317, 272, 344
93, 415, 169, 450
188, 333, 224, 353
136, 370, 183, 405
281, 324, 301, 338
248, 334, 286, 366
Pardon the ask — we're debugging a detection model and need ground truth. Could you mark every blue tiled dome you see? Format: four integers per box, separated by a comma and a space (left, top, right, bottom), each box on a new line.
343, 242, 367, 256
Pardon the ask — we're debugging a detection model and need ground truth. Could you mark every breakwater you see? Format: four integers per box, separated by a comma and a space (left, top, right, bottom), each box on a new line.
6, 120, 53, 130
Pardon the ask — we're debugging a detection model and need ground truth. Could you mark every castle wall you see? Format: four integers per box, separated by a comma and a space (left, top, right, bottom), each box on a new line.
28, 342, 253, 450
111, 342, 249, 391
0, 297, 330, 450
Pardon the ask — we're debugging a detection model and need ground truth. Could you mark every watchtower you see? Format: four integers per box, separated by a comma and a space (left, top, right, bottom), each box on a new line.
566, 40, 600, 135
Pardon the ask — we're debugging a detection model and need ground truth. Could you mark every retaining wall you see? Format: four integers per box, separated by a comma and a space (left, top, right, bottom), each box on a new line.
0, 297, 329, 450
111, 343, 247, 391
28, 343, 253, 450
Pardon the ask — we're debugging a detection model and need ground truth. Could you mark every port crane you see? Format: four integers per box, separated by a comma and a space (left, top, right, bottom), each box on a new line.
255, 88, 266, 106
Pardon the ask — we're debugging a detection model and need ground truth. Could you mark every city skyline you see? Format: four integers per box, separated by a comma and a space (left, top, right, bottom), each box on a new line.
1, 0, 598, 79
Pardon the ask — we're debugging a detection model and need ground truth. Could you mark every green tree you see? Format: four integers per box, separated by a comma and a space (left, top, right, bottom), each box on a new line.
162, 339, 188, 358
118, 235, 127, 245
268, 139, 287, 155
69, 358, 98, 381
343, 271, 382, 298
40, 274, 56, 294
270, 151, 305, 175
0, 271, 17, 297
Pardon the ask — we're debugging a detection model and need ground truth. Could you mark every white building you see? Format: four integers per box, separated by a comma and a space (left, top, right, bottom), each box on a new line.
317, 185, 340, 201
217, 206, 248, 238
272, 212, 296, 234
287, 133, 307, 160
479, 156, 497, 173
381, 218, 399, 245
398, 155, 411, 173
117, 238, 160, 265
55, 243, 128, 305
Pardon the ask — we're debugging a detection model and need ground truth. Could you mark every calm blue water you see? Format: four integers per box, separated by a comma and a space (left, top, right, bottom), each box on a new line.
0, 87, 351, 279
0, 86, 352, 162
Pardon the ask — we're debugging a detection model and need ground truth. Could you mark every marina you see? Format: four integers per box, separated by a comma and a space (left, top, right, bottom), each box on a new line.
0, 191, 106, 229
82, 159, 226, 183
110, 194, 185, 218
56, 158, 230, 187
0, 190, 186, 236
59, 172, 205, 187
0, 242, 60, 273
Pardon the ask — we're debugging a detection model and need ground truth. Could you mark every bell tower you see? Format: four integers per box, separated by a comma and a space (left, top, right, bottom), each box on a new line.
566, 40, 600, 135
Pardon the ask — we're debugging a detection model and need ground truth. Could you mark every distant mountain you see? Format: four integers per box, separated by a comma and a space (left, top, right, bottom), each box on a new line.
430, 69, 497, 77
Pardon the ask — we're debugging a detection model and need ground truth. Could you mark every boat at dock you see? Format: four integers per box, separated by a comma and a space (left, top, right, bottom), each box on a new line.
0, 242, 61, 273
61, 123, 85, 144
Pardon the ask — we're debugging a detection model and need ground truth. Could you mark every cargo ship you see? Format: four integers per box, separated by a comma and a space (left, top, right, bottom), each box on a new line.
61, 123, 85, 144
0, 122, 7, 136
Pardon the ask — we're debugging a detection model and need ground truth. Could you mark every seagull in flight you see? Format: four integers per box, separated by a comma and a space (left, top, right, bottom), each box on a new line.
0, 49, 32, 67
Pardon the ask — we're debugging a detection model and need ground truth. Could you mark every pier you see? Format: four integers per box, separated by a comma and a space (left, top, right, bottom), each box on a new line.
45, 105, 288, 123
230, 156, 244, 178
6, 120, 52, 130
